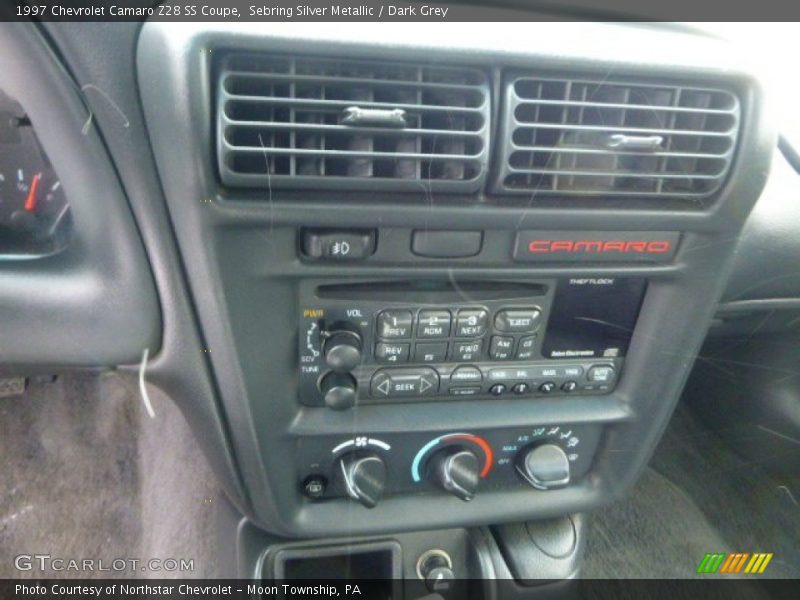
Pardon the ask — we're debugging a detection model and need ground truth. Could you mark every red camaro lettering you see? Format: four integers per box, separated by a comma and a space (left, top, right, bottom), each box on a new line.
528, 240, 551, 252
527, 239, 673, 254
646, 241, 671, 253
574, 241, 604, 252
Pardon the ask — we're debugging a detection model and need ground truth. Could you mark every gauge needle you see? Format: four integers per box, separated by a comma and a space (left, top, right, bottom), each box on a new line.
24, 172, 42, 212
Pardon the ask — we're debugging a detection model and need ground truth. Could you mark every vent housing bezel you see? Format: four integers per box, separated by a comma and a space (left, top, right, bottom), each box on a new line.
491, 71, 742, 201
216, 53, 491, 193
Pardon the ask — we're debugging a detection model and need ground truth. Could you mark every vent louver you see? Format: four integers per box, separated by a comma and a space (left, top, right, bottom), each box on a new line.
494, 74, 740, 199
217, 54, 490, 192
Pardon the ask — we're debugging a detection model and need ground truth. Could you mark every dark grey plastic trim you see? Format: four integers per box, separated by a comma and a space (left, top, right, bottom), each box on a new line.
138, 22, 776, 537
0, 23, 160, 367
40, 21, 249, 513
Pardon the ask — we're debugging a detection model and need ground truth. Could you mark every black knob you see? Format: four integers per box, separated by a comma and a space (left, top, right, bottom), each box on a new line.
516, 443, 570, 490
324, 330, 363, 372
427, 447, 480, 501
417, 550, 455, 594
338, 453, 386, 508
319, 372, 357, 410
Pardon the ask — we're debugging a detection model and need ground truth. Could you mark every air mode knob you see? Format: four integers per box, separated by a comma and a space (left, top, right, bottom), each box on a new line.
427, 447, 481, 501
319, 372, 357, 410
516, 443, 571, 490
323, 329, 363, 372
338, 453, 387, 508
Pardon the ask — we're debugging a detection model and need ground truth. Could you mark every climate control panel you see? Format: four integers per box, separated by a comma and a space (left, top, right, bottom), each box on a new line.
296, 424, 601, 506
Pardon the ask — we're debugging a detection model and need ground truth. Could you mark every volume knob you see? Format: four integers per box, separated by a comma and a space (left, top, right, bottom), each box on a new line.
324, 330, 363, 372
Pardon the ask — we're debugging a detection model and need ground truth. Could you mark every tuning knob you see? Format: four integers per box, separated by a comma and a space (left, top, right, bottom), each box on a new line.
338, 453, 386, 508
516, 443, 570, 490
323, 329, 363, 372
427, 447, 480, 501
319, 372, 357, 410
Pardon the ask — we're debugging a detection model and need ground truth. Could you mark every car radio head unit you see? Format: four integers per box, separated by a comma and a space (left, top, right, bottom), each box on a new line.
297, 277, 647, 409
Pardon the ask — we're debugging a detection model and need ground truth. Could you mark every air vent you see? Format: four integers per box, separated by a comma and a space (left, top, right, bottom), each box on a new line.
217, 54, 490, 192
494, 74, 741, 199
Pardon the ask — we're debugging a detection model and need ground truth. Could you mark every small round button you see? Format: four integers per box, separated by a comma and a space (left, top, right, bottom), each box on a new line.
302, 475, 327, 499
561, 381, 578, 392
512, 382, 530, 395
489, 383, 507, 396
538, 381, 556, 393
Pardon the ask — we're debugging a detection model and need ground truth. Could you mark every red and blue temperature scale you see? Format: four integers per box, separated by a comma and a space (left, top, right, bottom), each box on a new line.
411, 433, 493, 482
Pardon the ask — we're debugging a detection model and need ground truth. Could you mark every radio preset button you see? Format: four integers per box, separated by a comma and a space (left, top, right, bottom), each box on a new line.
490, 336, 515, 360
455, 309, 488, 337
562, 366, 584, 378
371, 368, 439, 398
375, 342, 410, 364
450, 366, 483, 383
414, 342, 448, 363
453, 340, 482, 361
494, 308, 541, 333
377, 310, 413, 339
417, 310, 451, 338
515, 335, 537, 360
587, 365, 615, 383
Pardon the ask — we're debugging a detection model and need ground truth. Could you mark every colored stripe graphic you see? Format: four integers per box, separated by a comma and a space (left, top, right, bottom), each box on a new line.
698, 552, 773, 575
720, 553, 750, 574
719, 553, 735, 574
697, 553, 726, 574
744, 553, 773, 574
734, 553, 750, 573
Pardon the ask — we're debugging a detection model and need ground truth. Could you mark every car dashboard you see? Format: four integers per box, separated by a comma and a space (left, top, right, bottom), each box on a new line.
1, 17, 796, 589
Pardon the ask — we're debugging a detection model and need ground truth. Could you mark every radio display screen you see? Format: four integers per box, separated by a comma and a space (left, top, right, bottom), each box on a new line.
542, 278, 647, 359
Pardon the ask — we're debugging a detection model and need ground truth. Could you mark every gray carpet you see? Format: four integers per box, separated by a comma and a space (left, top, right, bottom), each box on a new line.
585, 404, 800, 581
0, 372, 222, 579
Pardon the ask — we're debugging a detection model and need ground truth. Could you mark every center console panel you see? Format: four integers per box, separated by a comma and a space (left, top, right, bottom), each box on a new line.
138, 23, 775, 539
293, 276, 637, 506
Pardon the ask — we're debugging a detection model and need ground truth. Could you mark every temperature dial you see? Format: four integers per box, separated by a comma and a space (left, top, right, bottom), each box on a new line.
427, 447, 480, 502
412, 433, 493, 500
323, 328, 363, 372
516, 443, 570, 490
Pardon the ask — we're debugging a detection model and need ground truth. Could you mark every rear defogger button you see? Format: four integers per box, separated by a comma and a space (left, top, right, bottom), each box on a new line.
371, 368, 440, 398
